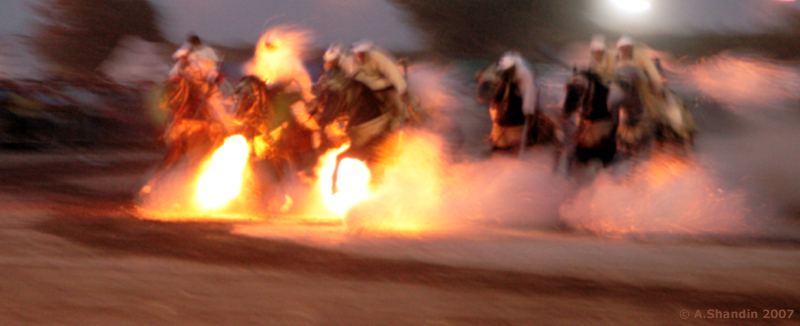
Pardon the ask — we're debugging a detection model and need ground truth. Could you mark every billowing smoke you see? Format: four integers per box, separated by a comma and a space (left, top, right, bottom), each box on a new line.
669, 52, 800, 230
337, 49, 800, 239
144, 37, 800, 241
342, 130, 572, 237
334, 64, 572, 237
560, 154, 750, 236
553, 45, 800, 237
676, 53, 800, 112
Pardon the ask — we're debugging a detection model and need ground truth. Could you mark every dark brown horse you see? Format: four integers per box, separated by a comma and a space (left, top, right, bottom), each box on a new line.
234, 76, 316, 205
484, 65, 560, 152
312, 68, 396, 194
562, 69, 618, 167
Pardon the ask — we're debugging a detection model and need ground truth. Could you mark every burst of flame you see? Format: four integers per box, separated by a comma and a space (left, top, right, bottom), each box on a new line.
317, 145, 371, 215
246, 26, 313, 99
195, 135, 251, 210
337, 132, 447, 237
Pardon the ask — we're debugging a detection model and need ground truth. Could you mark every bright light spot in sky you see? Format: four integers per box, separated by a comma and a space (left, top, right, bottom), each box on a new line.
611, 0, 651, 13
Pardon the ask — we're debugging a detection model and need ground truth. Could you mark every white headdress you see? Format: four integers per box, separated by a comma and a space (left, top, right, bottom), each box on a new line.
590, 35, 606, 52
352, 40, 374, 53
498, 51, 521, 71
324, 44, 342, 62
617, 36, 634, 48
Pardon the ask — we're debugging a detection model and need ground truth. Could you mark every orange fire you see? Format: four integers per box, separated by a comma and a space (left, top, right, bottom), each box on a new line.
246, 26, 313, 99
195, 135, 251, 210
317, 145, 371, 215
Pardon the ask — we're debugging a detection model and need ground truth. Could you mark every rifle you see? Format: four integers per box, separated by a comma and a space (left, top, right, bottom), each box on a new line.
399, 57, 409, 129
519, 69, 542, 158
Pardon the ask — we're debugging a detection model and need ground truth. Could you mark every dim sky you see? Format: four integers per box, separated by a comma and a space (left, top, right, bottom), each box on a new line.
0, 0, 799, 50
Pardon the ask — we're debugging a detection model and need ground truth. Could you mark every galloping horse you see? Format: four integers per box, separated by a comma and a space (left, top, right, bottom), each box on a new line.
140, 76, 223, 195
561, 69, 618, 167
312, 68, 396, 194
611, 65, 654, 157
485, 64, 560, 151
234, 76, 316, 202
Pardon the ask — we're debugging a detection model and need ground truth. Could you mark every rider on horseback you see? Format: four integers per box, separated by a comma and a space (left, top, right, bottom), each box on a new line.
350, 40, 410, 129
140, 35, 234, 196
611, 36, 665, 153
614, 36, 665, 103
613, 36, 693, 148
588, 35, 616, 87
312, 44, 352, 147
488, 51, 537, 150
315, 44, 351, 96
168, 34, 234, 133
251, 29, 320, 134
174, 35, 219, 64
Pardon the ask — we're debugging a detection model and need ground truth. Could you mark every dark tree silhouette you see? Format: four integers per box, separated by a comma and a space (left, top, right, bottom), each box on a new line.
389, 0, 598, 60
391, 1, 800, 61
30, 0, 163, 75
639, 8, 800, 60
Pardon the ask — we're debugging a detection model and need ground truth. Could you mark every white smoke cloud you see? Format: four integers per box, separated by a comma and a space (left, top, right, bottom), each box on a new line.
560, 154, 751, 236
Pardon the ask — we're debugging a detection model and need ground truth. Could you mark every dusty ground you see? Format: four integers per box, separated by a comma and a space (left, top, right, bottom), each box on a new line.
1, 150, 799, 326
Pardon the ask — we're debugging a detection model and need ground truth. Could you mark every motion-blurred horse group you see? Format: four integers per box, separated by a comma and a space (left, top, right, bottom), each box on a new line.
478, 65, 695, 176
145, 63, 424, 210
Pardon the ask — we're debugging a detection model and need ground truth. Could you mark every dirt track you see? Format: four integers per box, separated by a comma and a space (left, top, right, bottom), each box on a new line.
1, 151, 799, 325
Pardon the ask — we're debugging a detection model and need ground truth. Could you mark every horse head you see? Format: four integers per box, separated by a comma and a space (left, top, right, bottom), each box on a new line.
312, 69, 352, 129
610, 65, 645, 125
315, 69, 383, 130
234, 75, 274, 137
564, 70, 613, 120
492, 67, 519, 104
476, 64, 499, 104
563, 70, 590, 116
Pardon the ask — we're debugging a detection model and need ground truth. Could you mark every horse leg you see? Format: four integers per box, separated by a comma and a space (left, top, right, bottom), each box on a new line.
140, 138, 187, 195
554, 133, 576, 176
331, 150, 350, 195
162, 139, 186, 171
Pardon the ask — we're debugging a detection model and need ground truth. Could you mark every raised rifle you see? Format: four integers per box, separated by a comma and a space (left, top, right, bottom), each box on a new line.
519, 69, 542, 158
399, 57, 409, 129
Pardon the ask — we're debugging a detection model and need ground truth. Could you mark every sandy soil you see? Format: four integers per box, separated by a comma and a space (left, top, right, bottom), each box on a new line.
1, 150, 799, 326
